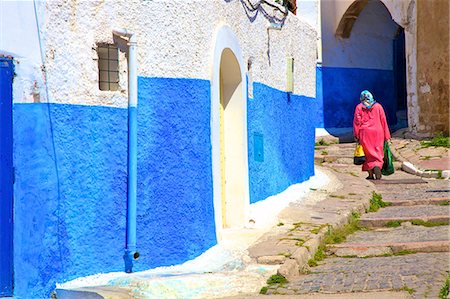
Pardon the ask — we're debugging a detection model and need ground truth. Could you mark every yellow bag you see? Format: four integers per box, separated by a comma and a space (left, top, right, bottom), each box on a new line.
353, 144, 365, 165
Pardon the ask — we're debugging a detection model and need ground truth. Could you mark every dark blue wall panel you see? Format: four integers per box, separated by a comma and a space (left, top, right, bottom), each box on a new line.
247, 83, 315, 204
0, 57, 14, 297
321, 67, 396, 128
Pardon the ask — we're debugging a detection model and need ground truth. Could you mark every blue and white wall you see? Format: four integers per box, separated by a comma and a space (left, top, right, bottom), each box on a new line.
1, 1, 317, 297
317, 0, 416, 130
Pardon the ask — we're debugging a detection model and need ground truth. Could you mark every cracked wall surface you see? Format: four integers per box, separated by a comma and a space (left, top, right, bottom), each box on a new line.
30, 0, 317, 107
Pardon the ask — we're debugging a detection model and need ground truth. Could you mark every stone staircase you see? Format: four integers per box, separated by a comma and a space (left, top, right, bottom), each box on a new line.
267, 143, 450, 298
359, 205, 450, 228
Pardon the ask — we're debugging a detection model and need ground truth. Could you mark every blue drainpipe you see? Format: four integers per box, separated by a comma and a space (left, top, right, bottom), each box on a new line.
113, 29, 139, 273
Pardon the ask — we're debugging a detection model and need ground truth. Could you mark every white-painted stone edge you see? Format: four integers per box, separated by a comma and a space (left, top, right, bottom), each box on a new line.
401, 161, 450, 179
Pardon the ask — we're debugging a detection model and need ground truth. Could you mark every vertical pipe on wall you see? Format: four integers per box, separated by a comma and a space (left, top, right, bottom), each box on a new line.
112, 29, 139, 273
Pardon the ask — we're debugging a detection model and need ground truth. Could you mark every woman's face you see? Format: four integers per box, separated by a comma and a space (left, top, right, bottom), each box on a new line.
362, 99, 371, 107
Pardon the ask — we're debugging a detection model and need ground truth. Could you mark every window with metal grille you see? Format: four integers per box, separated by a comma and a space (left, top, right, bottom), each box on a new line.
97, 43, 119, 91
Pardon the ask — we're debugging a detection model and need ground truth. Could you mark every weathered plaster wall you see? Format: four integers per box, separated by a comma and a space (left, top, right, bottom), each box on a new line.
135, 77, 216, 271
3, 1, 318, 297
13, 77, 218, 297
36, 0, 316, 107
13, 103, 128, 298
416, 0, 449, 135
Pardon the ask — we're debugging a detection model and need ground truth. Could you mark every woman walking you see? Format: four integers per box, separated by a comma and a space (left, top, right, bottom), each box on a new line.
353, 90, 391, 180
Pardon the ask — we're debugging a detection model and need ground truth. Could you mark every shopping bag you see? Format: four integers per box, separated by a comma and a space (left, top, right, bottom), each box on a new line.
353, 144, 365, 165
382, 141, 395, 175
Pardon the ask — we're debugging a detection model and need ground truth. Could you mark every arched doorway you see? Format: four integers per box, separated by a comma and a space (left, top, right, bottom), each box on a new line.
335, 0, 408, 129
211, 26, 249, 240
322, 0, 408, 129
219, 48, 246, 228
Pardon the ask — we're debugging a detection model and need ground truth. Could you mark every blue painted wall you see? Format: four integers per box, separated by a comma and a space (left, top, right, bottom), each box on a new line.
12, 77, 316, 297
134, 77, 216, 271
12, 77, 217, 297
13, 103, 128, 298
247, 83, 315, 204
321, 67, 396, 128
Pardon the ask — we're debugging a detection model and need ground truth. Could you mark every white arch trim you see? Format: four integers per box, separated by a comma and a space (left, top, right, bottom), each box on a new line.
210, 24, 249, 242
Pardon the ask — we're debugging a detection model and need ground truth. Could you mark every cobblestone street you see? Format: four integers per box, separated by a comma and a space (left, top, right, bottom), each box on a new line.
259, 142, 450, 299
281, 253, 448, 297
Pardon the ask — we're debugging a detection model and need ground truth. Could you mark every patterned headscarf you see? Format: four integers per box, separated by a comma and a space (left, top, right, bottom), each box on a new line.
360, 90, 376, 109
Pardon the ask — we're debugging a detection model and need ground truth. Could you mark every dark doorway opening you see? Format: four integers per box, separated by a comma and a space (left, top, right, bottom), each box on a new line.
393, 27, 408, 129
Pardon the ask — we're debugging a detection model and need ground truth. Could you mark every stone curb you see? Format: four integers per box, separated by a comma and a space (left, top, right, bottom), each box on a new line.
390, 144, 450, 179
328, 240, 450, 256
359, 215, 450, 228
55, 286, 131, 299
276, 197, 371, 280
384, 197, 449, 206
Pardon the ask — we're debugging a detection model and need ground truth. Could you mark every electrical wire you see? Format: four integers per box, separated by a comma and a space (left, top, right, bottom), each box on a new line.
240, 0, 289, 24
33, 0, 64, 273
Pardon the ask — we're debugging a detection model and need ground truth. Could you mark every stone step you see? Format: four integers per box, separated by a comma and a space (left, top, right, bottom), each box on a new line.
55, 286, 133, 299
384, 197, 449, 206
329, 240, 449, 257
315, 155, 354, 164
327, 225, 449, 257
222, 291, 413, 298
371, 178, 428, 185
359, 205, 450, 228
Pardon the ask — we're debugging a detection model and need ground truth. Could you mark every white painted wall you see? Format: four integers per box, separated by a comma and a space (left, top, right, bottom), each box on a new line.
2, 0, 317, 107
321, 0, 398, 70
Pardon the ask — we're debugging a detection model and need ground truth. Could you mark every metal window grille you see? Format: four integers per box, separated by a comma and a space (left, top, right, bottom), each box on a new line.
97, 43, 119, 91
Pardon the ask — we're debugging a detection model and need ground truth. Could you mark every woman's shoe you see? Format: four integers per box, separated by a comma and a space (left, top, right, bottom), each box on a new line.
373, 166, 382, 180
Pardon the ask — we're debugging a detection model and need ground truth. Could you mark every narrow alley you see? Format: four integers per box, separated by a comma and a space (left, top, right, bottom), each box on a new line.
1, 1, 448, 298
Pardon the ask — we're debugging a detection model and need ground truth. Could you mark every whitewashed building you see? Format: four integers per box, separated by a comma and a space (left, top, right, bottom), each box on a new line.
0, 1, 318, 297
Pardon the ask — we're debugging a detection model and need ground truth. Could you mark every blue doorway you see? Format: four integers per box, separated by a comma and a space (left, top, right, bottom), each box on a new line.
0, 57, 14, 297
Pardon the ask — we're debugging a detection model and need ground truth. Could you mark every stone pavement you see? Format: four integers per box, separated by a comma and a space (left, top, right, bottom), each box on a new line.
225, 292, 412, 299
249, 142, 449, 299
55, 138, 449, 299
390, 131, 450, 179
316, 128, 450, 178
273, 253, 448, 296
